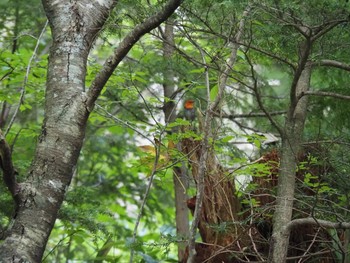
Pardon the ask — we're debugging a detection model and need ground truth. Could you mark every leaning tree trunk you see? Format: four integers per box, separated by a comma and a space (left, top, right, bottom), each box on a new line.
0, 0, 182, 261
268, 61, 311, 262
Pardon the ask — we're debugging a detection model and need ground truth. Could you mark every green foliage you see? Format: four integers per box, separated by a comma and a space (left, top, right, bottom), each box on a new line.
3, 0, 350, 261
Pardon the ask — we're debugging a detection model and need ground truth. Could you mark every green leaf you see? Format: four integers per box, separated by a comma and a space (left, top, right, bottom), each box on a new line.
210, 84, 218, 102
221, 135, 234, 143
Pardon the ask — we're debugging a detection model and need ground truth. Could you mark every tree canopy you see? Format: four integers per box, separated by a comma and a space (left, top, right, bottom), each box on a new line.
1, 0, 350, 262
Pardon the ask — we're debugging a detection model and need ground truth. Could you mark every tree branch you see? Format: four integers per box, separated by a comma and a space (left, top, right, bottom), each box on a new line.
184, 6, 252, 263
245, 47, 284, 136
285, 217, 350, 233
289, 38, 311, 110
311, 19, 349, 41
301, 90, 350, 101
0, 129, 19, 203
5, 20, 48, 136
215, 110, 287, 119
86, 0, 183, 110
313, 59, 350, 72
212, 6, 252, 112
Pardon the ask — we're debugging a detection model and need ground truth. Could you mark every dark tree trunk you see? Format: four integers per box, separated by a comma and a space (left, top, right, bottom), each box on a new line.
162, 20, 189, 261
182, 137, 242, 262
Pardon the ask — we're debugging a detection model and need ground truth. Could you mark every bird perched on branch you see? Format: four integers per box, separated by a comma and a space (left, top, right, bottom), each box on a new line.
184, 99, 196, 123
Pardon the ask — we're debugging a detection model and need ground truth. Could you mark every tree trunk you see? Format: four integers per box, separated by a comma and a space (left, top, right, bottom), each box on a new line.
268, 62, 311, 262
0, 1, 115, 261
182, 138, 242, 262
0, 0, 183, 261
162, 20, 189, 261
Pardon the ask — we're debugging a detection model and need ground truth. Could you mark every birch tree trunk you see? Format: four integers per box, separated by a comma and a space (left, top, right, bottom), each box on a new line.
0, 0, 182, 261
0, 1, 115, 261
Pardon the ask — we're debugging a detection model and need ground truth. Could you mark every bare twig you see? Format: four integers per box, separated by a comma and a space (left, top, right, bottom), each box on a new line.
289, 38, 312, 111
0, 61, 15, 82
311, 19, 349, 41
247, 193, 265, 262
94, 104, 155, 146
186, 36, 210, 263
297, 228, 320, 263
245, 49, 284, 135
5, 20, 48, 137
213, 7, 252, 112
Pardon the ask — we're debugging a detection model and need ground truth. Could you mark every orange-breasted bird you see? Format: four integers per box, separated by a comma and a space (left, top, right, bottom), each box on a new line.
184, 99, 196, 122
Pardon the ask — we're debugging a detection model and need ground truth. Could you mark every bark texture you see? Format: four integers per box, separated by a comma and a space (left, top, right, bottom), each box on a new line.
0, 1, 115, 262
181, 137, 242, 262
268, 62, 311, 263
0, 0, 182, 261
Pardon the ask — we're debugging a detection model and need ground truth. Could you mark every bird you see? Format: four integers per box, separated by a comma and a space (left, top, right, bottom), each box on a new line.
183, 99, 196, 123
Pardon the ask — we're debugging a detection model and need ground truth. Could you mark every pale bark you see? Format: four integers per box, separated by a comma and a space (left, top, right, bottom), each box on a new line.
0, 0, 182, 262
268, 63, 311, 263
0, 1, 115, 261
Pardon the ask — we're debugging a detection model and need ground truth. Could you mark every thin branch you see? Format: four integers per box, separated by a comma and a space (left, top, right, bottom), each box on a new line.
212, 6, 252, 112
129, 138, 162, 263
286, 249, 338, 261
5, 20, 48, 136
311, 19, 349, 41
289, 38, 311, 110
0, 61, 14, 82
86, 0, 183, 110
248, 193, 265, 262
285, 217, 350, 233
236, 41, 295, 70
297, 228, 320, 263
186, 6, 251, 263
301, 90, 350, 101
215, 110, 286, 119
245, 48, 284, 135
94, 104, 155, 146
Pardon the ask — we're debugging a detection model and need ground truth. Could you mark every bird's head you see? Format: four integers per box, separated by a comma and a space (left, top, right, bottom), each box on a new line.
184, 99, 195, 110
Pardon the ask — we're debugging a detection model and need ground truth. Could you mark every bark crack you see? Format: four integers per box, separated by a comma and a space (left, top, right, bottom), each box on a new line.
67, 52, 71, 82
